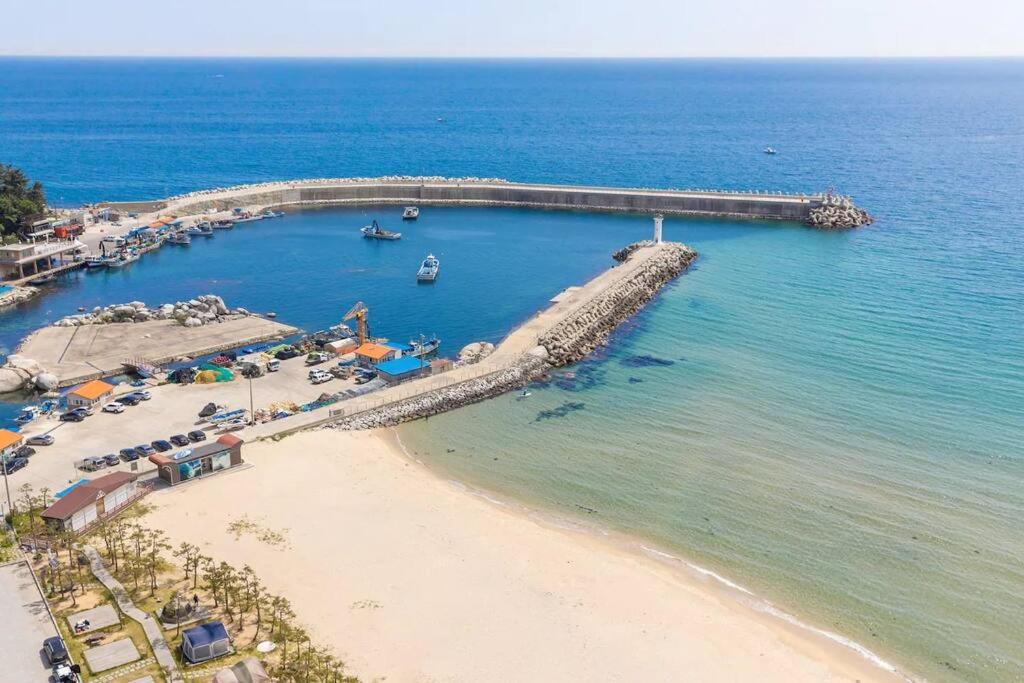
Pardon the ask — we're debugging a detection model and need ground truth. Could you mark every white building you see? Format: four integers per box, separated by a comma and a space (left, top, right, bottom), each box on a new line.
41, 472, 142, 533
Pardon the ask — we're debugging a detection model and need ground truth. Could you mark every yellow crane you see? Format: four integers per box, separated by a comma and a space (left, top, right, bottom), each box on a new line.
343, 301, 369, 345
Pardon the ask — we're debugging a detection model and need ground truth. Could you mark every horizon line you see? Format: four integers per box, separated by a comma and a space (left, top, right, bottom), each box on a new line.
2, 54, 1023, 61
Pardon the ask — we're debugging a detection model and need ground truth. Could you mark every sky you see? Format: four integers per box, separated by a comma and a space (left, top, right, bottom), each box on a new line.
4, 0, 1023, 58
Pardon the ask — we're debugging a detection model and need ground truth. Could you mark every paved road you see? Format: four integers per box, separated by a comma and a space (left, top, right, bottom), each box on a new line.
0, 559, 61, 681
85, 546, 183, 682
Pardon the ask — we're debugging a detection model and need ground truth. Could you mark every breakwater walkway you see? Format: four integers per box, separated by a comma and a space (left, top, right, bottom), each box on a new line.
106, 177, 870, 227
244, 240, 696, 437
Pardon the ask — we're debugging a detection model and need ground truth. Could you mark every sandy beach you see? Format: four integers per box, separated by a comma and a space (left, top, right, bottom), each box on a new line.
142, 429, 904, 683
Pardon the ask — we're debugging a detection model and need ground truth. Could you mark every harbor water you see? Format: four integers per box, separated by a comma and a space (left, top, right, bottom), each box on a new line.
2, 58, 1023, 681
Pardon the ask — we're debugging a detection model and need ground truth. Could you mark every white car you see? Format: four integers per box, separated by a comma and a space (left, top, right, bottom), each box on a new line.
309, 370, 333, 385
102, 402, 126, 414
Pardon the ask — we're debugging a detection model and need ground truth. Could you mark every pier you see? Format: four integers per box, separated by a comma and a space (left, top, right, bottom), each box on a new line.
105, 177, 869, 226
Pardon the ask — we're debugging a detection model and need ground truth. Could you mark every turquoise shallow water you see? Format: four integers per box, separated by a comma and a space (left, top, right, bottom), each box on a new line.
2, 58, 1023, 681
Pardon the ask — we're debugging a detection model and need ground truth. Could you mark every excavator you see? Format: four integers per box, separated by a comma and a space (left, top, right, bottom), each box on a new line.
343, 301, 370, 345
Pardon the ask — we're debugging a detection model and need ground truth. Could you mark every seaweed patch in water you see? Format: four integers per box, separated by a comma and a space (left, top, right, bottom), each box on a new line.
620, 355, 675, 368
534, 401, 586, 422
628, 377, 644, 384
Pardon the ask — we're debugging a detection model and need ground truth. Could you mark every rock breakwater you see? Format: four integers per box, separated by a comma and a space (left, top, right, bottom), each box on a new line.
0, 285, 39, 310
328, 242, 696, 430
807, 193, 873, 229
53, 294, 249, 328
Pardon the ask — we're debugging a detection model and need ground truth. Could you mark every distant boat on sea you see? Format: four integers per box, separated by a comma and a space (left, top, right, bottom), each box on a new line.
764, 146, 778, 155
361, 220, 401, 240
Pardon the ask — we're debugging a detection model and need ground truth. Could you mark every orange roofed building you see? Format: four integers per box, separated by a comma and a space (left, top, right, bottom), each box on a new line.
0, 429, 24, 457
354, 342, 397, 366
67, 379, 115, 408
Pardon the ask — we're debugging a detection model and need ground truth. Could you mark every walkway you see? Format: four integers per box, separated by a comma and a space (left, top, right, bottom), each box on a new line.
84, 545, 184, 683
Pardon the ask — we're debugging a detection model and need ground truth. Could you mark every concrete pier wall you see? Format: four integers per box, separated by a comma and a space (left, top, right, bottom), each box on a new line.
108, 179, 822, 222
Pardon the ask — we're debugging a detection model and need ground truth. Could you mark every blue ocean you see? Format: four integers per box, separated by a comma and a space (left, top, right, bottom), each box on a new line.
1, 58, 1022, 682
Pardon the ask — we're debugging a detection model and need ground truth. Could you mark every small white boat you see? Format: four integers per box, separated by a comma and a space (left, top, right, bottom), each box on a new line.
261, 210, 285, 219
402, 206, 419, 220
416, 253, 439, 282
167, 232, 191, 245
83, 255, 108, 269
234, 212, 264, 224
764, 146, 778, 155
212, 220, 234, 230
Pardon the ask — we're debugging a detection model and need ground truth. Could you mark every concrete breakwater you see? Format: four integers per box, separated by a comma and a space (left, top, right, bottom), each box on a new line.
327, 241, 696, 430
106, 177, 871, 227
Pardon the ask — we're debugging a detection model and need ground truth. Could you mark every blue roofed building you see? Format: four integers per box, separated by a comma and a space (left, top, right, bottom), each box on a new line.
182, 621, 232, 663
375, 356, 430, 384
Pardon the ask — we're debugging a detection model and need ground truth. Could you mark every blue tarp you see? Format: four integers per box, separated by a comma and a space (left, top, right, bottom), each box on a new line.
55, 479, 88, 499
183, 621, 229, 648
376, 356, 429, 377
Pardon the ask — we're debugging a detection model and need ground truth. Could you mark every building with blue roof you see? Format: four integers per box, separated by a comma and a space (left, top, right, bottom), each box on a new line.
375, 356, 430, 384
182, 621, 232, 663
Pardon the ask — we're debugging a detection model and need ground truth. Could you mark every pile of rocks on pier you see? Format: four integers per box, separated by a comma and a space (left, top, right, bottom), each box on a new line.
806, 193, 873, 229
328, 241, 697, 430
0, 286, 39, 310
53, 294, 249, 328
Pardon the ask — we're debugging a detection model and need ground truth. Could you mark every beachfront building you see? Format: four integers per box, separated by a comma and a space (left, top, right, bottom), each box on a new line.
182, 621, 232, 664
0, 429, 24, 458
40, 472, 142, 533
0, 238, 85, 281
376, 356, 430, 384
148, 434, 244, 486
66, 379, 115, 409
354, 342, 397, 367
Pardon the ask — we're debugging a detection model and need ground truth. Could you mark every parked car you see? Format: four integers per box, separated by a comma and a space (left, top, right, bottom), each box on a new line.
14, 445, 35, 458
120, 449, 140, 462
133, 390, 152, 401
274, 347, 300, 360
60, 411, 85, 422
2, 457, 28, 473
169, 434, 191, 447
73, 405, 95, 416
26, 434, 55, 446
80, 456, 107, 471
44, 636, 69, 665
102, 402, 126, 414
151, 439, 172, 452
266, 359, 281, 372
309, 369, 333, 384
117, 394, 141, 406
103, 453, 121, 466
134, 444, 156, 456
187, 430, 207, 443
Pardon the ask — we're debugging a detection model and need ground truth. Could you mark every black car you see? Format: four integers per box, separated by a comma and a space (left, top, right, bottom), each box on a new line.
169, 434, 191, 447
187, 430, 207, 442
44, 635, 69, 664
275, 347, 300, 360
151, 439, 172, 452
14, 445, 35, 458
118, 394, 141, 406
120, 449, 140, 462
60, 411, 85, 422
2, 457, 28, 473
103, 453, 121, 466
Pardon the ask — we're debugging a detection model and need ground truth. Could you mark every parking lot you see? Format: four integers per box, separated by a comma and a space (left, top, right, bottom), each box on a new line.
10, 353, 361, 492
0, 560, 62, 682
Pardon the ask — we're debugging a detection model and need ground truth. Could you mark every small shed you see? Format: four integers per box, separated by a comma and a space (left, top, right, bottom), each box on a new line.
181, 621, 231, 663
41, 471, 140, 533
0, 429, 24, 458
148, 434, 244, 486
376, 356, 430, 384
66, 379, 115, 408
354, 342, 397, 366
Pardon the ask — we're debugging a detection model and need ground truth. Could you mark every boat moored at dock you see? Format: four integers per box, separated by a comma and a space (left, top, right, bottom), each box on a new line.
212, 219, 235, 230
416, 253, 439, 282
167, 232, 191, 245
361, 220, 402, 240
83, 255, 108, 269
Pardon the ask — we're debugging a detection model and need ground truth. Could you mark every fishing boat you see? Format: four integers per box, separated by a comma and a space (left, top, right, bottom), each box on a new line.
234, 212, 264, 224
764, 146, 778, 155
416, 253, 439, 282
261, 210, 285, 219
409, 334, 441, 357
27, 273, 58, 285
84, 255, 108, 269
212, 219, 235, 230
402, 206, 419, 220
167, 232, 191, 245
361, 220, 401, 240
208, 408, 247, 425
13, 406, 41, 425
106, 251, 139, 268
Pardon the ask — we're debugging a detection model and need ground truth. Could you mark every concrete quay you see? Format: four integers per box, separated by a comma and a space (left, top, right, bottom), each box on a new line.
106, 177, 849, 224
16, 316, 298, 387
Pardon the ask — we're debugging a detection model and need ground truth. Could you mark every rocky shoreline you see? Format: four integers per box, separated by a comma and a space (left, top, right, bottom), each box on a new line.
328, 242, 697, 430
53, 294, 249, 328
0, 285, 39, 310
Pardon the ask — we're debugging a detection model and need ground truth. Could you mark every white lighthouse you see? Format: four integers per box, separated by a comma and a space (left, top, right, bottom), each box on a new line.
653, 214, 664, 244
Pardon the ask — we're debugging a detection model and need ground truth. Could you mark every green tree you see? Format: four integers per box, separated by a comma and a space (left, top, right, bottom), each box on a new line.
0, 164, 47, 235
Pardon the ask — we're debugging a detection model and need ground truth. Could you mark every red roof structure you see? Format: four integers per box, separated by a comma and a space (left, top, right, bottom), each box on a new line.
41, 472, 138, 522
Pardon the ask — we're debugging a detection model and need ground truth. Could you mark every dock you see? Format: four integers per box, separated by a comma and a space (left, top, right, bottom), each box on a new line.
16, 316, 298, 387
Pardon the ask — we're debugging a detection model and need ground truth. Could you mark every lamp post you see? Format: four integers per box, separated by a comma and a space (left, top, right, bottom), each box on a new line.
248, 375, 255, 425
2, 456, 12, 518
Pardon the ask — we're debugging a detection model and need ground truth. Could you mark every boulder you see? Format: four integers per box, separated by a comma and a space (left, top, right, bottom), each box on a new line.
0, 368, 28, 394
34, 372, 59, 391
